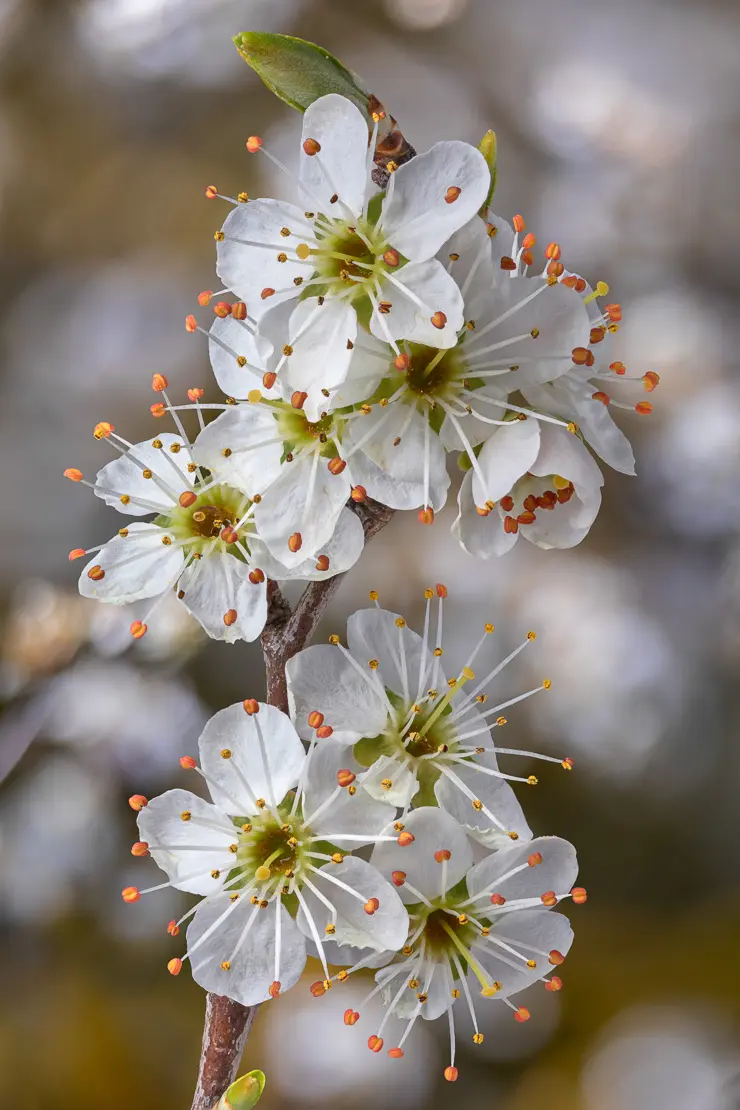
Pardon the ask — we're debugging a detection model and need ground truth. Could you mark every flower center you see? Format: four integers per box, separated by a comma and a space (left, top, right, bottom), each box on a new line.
234, 808, 310, 885
275, 407, 342, 455
307, 202, 397, 310
162, 483, 251, 554
417, 905, 477, 960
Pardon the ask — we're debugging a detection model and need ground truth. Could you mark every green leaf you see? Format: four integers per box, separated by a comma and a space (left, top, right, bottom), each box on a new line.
478, 129, 497, 212
216, 1070, 266, 1110
233, 32, 372, 116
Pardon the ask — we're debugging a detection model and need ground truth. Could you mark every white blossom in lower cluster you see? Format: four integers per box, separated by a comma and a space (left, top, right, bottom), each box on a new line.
286, 589, 575, 846
65, 379, 362, 641
124, 700, 409, 1005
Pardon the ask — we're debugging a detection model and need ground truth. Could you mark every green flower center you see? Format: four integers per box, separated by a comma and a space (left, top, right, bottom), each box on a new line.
158, 483, 252, 557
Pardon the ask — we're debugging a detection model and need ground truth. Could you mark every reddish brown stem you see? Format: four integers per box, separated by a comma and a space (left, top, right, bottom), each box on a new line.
190, 498, 393, 1109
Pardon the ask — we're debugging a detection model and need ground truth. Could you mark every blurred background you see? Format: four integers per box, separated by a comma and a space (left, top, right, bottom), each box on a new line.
2, 0, 740, 1106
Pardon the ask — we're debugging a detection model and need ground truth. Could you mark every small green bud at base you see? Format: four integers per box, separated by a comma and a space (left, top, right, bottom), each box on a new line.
477, 129, 497, 212
216, 1069, 266, 1110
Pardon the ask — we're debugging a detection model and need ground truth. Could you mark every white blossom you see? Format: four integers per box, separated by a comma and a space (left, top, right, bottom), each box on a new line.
125, 700, 409, 1006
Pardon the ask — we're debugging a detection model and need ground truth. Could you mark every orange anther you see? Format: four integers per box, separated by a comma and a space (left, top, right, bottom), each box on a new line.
391, 870, 406, 886
231, 301, 248, 320
503, 516, 519, 534
561, 757, 575, 770
205, 185, 218, 199
590, 327, 606, 345
68, 548, 86, 561
571, 347, 590, 366
121, 886, 140, 903
522, 233, 537, 250
197, 290, 213, 306
475, 505, 491, 517
571, 887, 588, 904
643, 371, 660, 391
528, 852, 543, 867
337, 769, 356, 788
517, 510, 536, 525
418, 507, 435, 525
436, 583, 448, 598
350, 486, 367, 503
344, 1009, 360, 1026
315, 554, 330, 572
609, 361, 626, 375
545, 242, 561, 261
383, 248, 400, 267
167, 920, 180, 936
185, 314, 197, 332
445, 186, 462, 204
223, 610, 237, 627
261, 287, 275, 300
131, 841, 149, 857
188, 387, 204, 401
368, 1035, 384, 1052
500, 494, 514, 511
575, 278, 587, 293
521, 250, 534, 267
291, 391, 308, 410
513, 214, 526, 232
547, 260, 565, 278
394, 352, 410, 371
444, 1066, 459, 1082
63, 468, 83, 482
490, 893, 506, 905
213, 301, 232, 319
308, 711, 324, 729
363, 897, 380, 915
388, 1048, 404, 1059
221, 527, 239, 545
549, 950, 565, 965
180, 756, 196, 770
288, 532, 303, 553
397, 831, 415, 846
246, 136, 263, 153
592, 391, 610, 405
541, 891, 558, 907
269, 981, 281, 998
179, 491, 197, 507
248, 567, 265, 584
635, 401, 652, 415
561, 275, 578, 289
328, 456, 346, 475
309, 981, 326, 997
87, 565, 105, 581
130, 620, 148, 639
93, 421, 114, 440
430, 311, 447, 329
500, 256, 517, 271
167, 958, 183, 976
150, 402, 166, 418
243, 699, 259, 715
434, 849, 451, 862
302, 138, 321, 156
514, 1007, 531, 1023
128, 794, 148, 811
546, 976, 563, 991
151, 373, 168, 393
316, 725, 333, 739
605, 303, 622, 321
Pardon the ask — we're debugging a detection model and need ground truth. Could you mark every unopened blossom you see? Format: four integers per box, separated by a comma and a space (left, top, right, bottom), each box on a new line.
66, 385, 362, 641
287, 590, 574, 845
337, 808, 579, 1077
127, 700, 409, 1006
211, 93, 490, 419
453, 416, 604, 555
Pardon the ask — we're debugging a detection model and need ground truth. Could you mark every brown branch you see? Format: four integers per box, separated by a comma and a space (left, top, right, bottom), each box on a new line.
190, 498, 394, 1109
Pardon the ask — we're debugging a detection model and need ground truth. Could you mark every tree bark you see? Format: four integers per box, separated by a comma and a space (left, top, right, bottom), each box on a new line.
190, 498, 394, 1109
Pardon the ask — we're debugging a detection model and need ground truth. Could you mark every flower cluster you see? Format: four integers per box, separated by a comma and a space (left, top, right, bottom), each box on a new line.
127, 590, 585, 1080
63, 92, 656, 644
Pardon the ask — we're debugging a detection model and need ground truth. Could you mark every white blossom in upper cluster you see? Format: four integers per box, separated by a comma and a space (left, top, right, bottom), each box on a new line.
64, 376, 362, 642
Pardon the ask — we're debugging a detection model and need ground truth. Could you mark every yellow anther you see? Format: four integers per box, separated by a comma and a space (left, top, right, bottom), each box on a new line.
369, 590, 379, 601
543, 679, 552, 689
484, 623, 494, 633
527, 776, 538, 786
329, 635, 340, 645
368, 658, 379, 669
395, 617, 406, 628
481, 982, 501, 997
473, 1033, 484, 1045
433, 647, 444, 657
496, 716, 507, 726
472, 799, 483, 811
552, 475, 570, 490
247, 389, 262, 404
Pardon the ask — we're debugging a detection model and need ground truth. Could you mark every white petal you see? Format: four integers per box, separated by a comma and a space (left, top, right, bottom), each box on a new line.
302, 737, 395, 841
193, 406, 283, 496
254, 453, 348, 568
466, 836, 578, 905
137, 789, 235, 895
198, 702, 305, 815
346, 405, 450, 510
385, 962, 451, 1021
331, 338, 390, 408
94, 433, 193, 516
307, 937, 393, 969
471, 414, 542, 508
370, 260, 463, 348
282, 297, 358, 421
523, 424, 603, 549
443, 213, 514, 312
251, 506, 364, 583
216, 199, 312, 317
299, 94, 369, 219
452, 469, 517, 559
79, 523, 184, 604
471, 909, 573, 998
188, 894, 306, 1005
347, 606, 438, 702
380, 141, 490, 260
297, 857, 409, 952
360, 754, 418, 809
286, 643, 388, 745
178, 552, 267, 643
370, 807, 472, 904
434, 755, 532, 848
524, 381, 636, 475
208, 316, 274, 399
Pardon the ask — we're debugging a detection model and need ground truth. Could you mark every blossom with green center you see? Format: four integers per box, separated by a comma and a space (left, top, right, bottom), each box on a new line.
127, 700, 409, 1006
286, 590, 575, 845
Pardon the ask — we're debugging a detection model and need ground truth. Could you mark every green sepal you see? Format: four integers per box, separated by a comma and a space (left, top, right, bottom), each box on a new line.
216, 1069, 266, 1110
477, 129, 497, 213
233, 32, 371, 116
